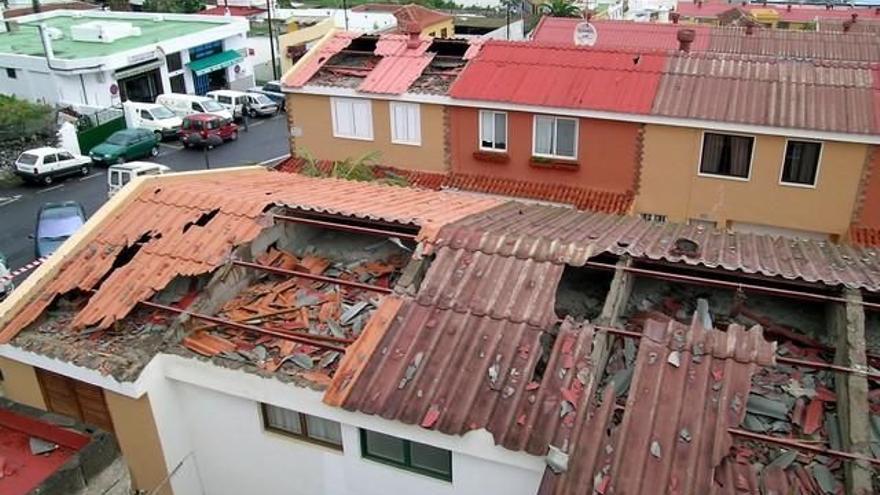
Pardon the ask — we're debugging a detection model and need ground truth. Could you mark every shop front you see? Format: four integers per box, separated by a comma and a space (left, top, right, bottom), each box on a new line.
187, 42, 243, 95
114, 58, 164, 103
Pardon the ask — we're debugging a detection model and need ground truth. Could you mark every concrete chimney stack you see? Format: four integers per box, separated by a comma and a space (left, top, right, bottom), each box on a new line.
677, 28, 696, 52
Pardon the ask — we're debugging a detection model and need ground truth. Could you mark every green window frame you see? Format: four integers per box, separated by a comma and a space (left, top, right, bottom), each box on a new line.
360, 429, 452, 481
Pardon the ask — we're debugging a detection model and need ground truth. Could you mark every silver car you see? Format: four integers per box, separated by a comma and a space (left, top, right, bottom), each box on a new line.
244, 92, 279, 118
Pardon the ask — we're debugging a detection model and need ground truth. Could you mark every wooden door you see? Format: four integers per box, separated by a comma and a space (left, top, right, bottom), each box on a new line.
36, 369, 115, 434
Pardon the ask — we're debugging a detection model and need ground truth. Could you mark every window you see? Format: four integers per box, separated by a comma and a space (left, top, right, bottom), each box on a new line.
479, 110, 507, 151
5, 68, 16, 79
191, 102, 202, 111
43, 154, 57, 164
390, 102, 421, 145
166, 52, 183, 73
781, 140, 821, 187
640, 213, 667, 223
217, 95, 232, 105
262, 404, 343, 449
57, 151, 74, 161
699, 132, 754, 179
360, 429, 452, 481
170, 74, 186, 94
140, 110, 154, 120
533, 115, 577, 159
440, 28, 448, 37
331, 97, 373, 140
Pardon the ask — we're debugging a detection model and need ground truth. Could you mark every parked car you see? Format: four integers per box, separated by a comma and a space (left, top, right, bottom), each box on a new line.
108, 161, 171, 198
248, 81, 285, 110
34, 201, 86, 258
14, 147, 91, 186
0, 252, 12, 302
179, 113, 239, 149
123, 101, 182, 141
156, 93, 233, 121
243, 92, 279, 117
89, 129, 159, 166
206, 89, 250, 119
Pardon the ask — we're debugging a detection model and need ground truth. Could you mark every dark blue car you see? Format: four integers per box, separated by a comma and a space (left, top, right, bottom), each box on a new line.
34, 201, 86, 259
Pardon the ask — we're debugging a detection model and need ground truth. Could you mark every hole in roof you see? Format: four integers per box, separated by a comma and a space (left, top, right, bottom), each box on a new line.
347, 36, 379, 53
183, 208, 220, 233
93, 231, 159, 290
529, 325, 558, 384
555, 265, 614, 321
670, 238, 700, 258
429, 38, 469, 57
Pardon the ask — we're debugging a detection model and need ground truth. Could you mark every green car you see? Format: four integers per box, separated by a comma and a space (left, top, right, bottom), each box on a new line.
89, 128, 160, 166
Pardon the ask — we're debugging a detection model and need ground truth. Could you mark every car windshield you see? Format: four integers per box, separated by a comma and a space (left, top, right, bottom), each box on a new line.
202, 100, 224, 112
105, 133, 130, 145
151, 106, 176, 119
17, 153, 39, 165
38, 207, 83, 240
252, 94, 272, 104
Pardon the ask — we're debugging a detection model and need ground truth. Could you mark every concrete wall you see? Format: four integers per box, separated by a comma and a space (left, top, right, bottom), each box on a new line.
170, 378, 542, 495
289, 93, 448, 172
0, 356, 47, 409
422, 19, 455, 38
636, 124, 869, 236
449, 106, 641, 192
105, 392, 171, 495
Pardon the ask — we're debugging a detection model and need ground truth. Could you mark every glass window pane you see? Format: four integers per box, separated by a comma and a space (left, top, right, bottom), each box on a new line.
265, 405, 302, 434
494, 113, 506, 149
364, 430, 406, 464
556, 119, 576, 157
480, 111, 493, 148
700, 133, 725, 174
782, 141, 820, 185
306, 415, 342, 445
409, 441, 451, 477
534, 116, 554, 155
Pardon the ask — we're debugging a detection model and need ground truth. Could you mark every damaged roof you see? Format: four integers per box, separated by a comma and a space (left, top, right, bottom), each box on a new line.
0, 169, 500, 342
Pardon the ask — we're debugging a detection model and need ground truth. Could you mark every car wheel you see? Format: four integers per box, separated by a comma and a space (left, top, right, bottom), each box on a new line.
42, 175, 53, 186
154, 131, 163, 142
230, 131, 239, 141
80, 165, 90, 176
150, 146, 160, 157
249, 108, 257, 118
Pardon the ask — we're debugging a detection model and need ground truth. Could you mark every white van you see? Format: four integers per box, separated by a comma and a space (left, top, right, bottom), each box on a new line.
155, 94, 233, 121
107, 161, 171, 198
123, 101, 182, 140
206, 89, 249, 119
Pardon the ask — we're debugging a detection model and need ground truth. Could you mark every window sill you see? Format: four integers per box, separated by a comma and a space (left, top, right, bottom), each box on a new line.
697, 172, 750, 182
529, 157, 579, 171
778, 180, 817, 189
473, 150, 509, 164
263, 427, 344, 453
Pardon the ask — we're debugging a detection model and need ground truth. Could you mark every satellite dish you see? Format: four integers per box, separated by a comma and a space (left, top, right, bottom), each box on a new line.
573, 22, 597, 47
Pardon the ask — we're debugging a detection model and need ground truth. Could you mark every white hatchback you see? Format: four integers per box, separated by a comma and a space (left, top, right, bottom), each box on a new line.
14, 147, 92, 186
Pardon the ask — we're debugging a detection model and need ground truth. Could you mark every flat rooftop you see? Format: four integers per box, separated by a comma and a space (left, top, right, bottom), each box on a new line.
0, 13, 223, 59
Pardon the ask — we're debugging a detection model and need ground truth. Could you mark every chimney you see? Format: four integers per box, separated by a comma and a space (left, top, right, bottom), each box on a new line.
670, 11, 680, 24
697, 0, 702, 8
875, 7, 880, 16
851, 13, 858, 22
406, 31, 421, 49
745, 21, 755, 35
787, 4, 791, 11
586, 10, 593, 21
843, 19, 853, 32
677, 28, 696, 52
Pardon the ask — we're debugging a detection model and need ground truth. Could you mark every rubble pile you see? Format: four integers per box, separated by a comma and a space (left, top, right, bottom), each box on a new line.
182, 247, 406, 385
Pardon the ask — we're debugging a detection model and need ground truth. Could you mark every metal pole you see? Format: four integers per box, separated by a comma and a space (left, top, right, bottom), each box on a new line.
202, 142, 210, 169
267, 0, 278, 81
506, 1, 510, 40
139, 300, 349, 352
232, 259, 394, 294
272, 214, 418, 241
342, 0, 349, 30
729, 428, 880, 467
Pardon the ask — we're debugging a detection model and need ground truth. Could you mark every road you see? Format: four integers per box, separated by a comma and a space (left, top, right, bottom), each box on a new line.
0, 114, 290, 278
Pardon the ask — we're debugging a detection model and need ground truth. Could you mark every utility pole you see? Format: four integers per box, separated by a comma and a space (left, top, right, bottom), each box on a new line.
342, 0, 349, 30
267, 0, 278, 80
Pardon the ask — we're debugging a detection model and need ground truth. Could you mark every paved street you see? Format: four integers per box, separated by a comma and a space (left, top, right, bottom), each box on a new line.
0, 114, 289, 278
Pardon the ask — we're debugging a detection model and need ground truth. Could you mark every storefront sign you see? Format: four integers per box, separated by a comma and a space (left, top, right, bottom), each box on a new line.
127, 51, 157, 65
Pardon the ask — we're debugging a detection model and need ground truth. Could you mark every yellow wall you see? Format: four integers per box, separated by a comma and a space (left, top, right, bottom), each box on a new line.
422, 19, 454, 38
287, 93, 449, 173
105, 391, 172, 495
278, 19, 334, 74
636, 124, 869, 236
0, 357, 46, 409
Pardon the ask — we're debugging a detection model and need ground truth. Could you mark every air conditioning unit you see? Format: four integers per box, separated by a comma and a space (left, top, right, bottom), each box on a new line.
70, 21, 142, 43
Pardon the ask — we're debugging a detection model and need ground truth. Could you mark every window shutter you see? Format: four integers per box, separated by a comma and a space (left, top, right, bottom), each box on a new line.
353, 100, 372, 139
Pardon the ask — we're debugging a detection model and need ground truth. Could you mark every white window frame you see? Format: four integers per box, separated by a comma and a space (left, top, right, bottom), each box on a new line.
696, 130, 755, 182
478, 110, 508, 152
389, 102, 421, 146
778, 138, 823, 189
531, 114, 578, 160
331, 97, 373, 141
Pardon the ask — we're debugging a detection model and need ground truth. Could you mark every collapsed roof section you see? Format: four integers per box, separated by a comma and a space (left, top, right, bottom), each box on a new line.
284, 30, 475, 95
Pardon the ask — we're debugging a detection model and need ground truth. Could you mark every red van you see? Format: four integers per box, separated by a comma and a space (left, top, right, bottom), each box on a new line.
179, 113, 239, 148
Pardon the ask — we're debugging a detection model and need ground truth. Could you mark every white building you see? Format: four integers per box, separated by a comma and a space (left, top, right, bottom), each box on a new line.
0, 10, 255, 110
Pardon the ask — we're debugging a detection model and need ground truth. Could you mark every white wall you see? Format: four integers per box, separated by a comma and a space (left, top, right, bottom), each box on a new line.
170, 379, 543, 495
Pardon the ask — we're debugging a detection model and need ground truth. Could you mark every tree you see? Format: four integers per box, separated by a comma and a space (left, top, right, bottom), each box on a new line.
540, 0, 581, 18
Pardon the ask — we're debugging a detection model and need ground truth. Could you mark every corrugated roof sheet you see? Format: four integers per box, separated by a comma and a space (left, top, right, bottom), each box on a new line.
276, 158, 635, 214
448, 41, 667, 114
0, 170, 500, 341
653, 53, 878, 134
434, 202, 880, 290
675, 1, 880, 23
284, 31, 359, 87
358, 53, 435, 94
538, 318, 776, 495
